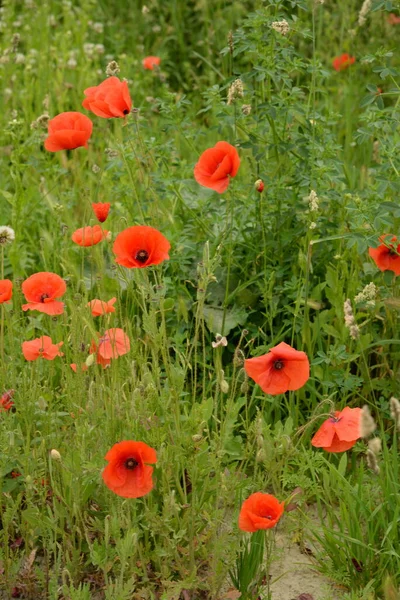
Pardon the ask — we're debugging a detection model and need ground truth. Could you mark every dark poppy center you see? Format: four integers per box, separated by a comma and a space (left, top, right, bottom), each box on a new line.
40, 293, 49, 302
124, 458, 138, 470
274, 360, 284, 370
123, 109, 129, 115
135, 249, 149, 263
263, 514, 273, 520
389, 248, 398, 256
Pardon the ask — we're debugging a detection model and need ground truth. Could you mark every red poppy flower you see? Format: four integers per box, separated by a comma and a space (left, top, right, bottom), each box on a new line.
70, 363, 88, 373
0, 389, 15, 411
82, 77, 132, 119
71, 225, 108, 247
0, 279, 12, 304
92, 202, 111, 223
89, 340, 112, 369
102, 440, 157, 498
311, 406, 362, 453
88, 297, 117, 316
238, 492, 284, 532
44, 112, 93, 152
97, 328, 130, 360
142, 56, 161, 70
388, 13, 400, 24
22, 336, 64, 361
194, 141, 240, 193
332, 53, 356, 72
113, 225, 170, 268
22, 272, 66, 316
369, 235, 400, 275
244, 342, 309, 395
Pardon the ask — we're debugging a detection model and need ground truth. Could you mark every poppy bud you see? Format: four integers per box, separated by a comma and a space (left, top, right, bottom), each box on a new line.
85, 354, 95, 367
50, 449, 61, 461
255, 179, 264, 193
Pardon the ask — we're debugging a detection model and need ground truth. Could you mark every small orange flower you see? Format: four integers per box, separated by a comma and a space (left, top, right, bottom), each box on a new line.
88, 298, 117, 316
22, 272, 66, 316
239, 492, 284, 532
311, 407, 362, 453
82, 77, 132, 118
0, 389, 15, 411
97, 328, 130, 360
92, 202, 111, 223
113, 225, 170, 268
89, 340, 111, 369
22, 336, 64, 361
245, 342, 309, 395
71, 225, 108, 247
332, 53, 356, 71
102, 440, 157, 498
369, 235, 400, 275
142, 56, 161, 70
70, 363, 88, 373
0, 279, 12, 304
194, 141, 240, 193
44, 112, 93, 152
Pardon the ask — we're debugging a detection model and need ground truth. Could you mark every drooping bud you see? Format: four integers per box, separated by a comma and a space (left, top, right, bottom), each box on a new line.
254, 179, 264, 193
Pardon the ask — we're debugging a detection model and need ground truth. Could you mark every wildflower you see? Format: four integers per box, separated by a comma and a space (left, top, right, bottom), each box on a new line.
369, 235, 400, 276
388, 13, 400, 24
389, 397, 400, 430
22, 272, 66, 315
255, 179, 264, 193
82, 77, 132, 118
89, 339, 111, 369
343, 299, 360, 340
241, 104, 251, 115
309, 222, 317, 230
0, 279, 12, 304
0, 226, 15, 245
308, 190, 319, 212
360, 405, 376, 438
70, 363, 88, 373
332, 53, 356, 71
105, 60, 120, 77
102, 440, 157, 498
358, 0, 372, 26
194, 141, 240, 194
92, 164, 101, 174
71, 225, 108, 247
113, 225, 170, 268
44, 112, 93, 152
227, 78, 244, 105
354, 282, 377, 307
245, 341, 309, 395
142, 56, 161, 70
88, 297, 117, 317
271, 19, 290, 36
238, 492, 284, 532
90, 21, 104, 33
30, 113, 50, 130
92, 202, 110, 223
50, 449, 61, 461
97, 328, 130, 360
0, 389, 14, 411
311, 406, 362, 453
212, 334, 228, 348
22, 336, 64, 361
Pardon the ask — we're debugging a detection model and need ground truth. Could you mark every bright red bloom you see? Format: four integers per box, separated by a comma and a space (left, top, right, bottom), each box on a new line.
22, 272, 66, 316
0, 389, 15, 411
44, 112, 93, 152
71, 225, 108, 247
92, 202, 111, 223
369, 235, 400, 275
194, 141, 240, 193
113, 225, 170, 268
89, 340, 111, 369
88, 297, 117, 316
82, 77, 132, 119
388, 13, 400, 24
238, 492, 284, 532
142, 56, 161, 70
22, 336, 64, 361
102, 440, 157, 498
97, 328, 130, 360
0, 279, 12, 304
311, 407, 362, 453
245, 342, 309, 395
332, 53, 356, 72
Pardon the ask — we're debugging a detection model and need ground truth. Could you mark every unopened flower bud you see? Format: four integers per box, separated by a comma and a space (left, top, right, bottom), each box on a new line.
255, 179, 264, 193
50, 449, 61, 461
85, 354, 95, 367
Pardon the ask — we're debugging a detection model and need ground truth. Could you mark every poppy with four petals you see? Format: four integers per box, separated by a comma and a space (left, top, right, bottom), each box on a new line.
88, 298, 117, 317
368, 235, 400, 276
142, 56, 161, 70
311, 406, 362, 453
92, 202, 111, 223
71, 225, 108, 247
194, 141, 240, 193
0, 279, 12, 304
22, 272, 66, 316
332, 53, 356, 71
44, 112, 93, 152
82, 77, 132, 118
238, 492, 284, 532
22, 336, 64, 361
113, 225, 170, 268
102, 440, 157, 498
245, 342, 310, 395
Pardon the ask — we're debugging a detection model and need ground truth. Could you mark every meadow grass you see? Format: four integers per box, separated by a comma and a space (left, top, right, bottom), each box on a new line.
0, 0, 400, 598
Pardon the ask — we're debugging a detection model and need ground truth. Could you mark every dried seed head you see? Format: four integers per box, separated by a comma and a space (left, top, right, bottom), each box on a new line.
241, 104, 251, 115
389, 397, 400, 430
360, 405, 377, 438
271, 19, 290, 36
105, 60, 120, 77
344, 299, 360, 340
227, 78, 244, 105
233, 347, 245, 367
368, 437, 381, 456
358, 0, 372, 26
50, 449, 61, 461
366, 449, 380, 474
308, 189, 319, 212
